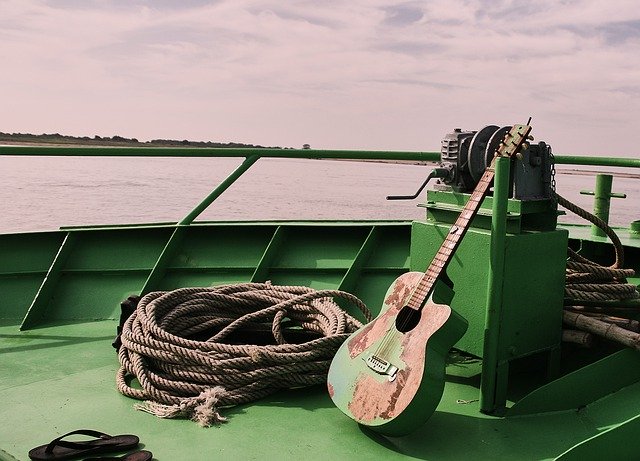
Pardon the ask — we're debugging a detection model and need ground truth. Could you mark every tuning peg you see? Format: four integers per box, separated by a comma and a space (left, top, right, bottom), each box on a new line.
527, 135, 534, 141
516, 152, 524, 160
521, 142, 530, 151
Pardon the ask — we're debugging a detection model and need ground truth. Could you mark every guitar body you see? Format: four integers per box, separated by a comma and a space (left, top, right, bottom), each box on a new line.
327, 271, 467, 436
327, 122, 532, 436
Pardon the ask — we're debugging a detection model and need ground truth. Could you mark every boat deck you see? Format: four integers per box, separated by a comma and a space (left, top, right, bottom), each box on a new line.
3, 318, 640, 461
2, 220, 640, 460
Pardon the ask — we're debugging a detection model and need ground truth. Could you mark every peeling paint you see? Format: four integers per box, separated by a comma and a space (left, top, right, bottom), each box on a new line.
330, 271, 456, 431
346, 292, 452, 424
327, 382, 334, 398
348, 272, 423, 358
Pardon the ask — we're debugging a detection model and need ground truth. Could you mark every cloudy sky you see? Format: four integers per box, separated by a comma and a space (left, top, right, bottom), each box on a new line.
1, 0, 639, 155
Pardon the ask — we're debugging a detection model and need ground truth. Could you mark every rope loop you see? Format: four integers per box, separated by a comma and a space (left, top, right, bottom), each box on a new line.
555, 191, 639, 305
116, 282, 370, 427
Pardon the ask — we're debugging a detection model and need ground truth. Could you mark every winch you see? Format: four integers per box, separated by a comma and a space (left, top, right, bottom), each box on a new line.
407, 124, 568, 414
388, 124, 554, 203
438, 125, 554, 200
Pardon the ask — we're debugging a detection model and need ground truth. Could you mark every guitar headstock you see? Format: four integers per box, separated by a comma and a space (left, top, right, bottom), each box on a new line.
495, 121, 533, 159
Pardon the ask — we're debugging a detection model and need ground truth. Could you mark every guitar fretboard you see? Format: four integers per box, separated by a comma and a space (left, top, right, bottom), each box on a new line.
406, 158, 498, 310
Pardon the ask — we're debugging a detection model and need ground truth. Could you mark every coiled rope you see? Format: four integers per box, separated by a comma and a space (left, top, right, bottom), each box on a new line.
115, 193, 638, 426
555, 192, 638, 303
116, 283, 371, 427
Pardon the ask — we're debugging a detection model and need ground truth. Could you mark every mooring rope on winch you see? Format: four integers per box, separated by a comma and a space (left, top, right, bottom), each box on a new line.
555, 191, 640, 349
116, 283, 371, 427
554, 192, 639, 304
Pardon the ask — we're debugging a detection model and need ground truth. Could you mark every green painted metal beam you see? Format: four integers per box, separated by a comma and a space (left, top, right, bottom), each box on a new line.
142, 156, 262, 293
2, 144, 639, 168
508, 348, 640, 416
554, 155, 640, 169
578, 174, 627, 238
250, 226, 288, 282
337, 226, 381, 294
0, 145, 438, 162
20, 232, 78, 330
480, 156, 510, 414
179, 155, 260, 225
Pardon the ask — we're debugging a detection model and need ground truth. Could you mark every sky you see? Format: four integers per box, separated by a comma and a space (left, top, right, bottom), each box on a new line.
1, 0, 639, 156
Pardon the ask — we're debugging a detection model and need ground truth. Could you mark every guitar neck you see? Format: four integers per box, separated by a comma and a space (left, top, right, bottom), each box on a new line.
406, 158, 499, 310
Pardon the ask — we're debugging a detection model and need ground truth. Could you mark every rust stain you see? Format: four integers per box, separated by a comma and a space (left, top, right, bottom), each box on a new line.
327, 382, 334, 398
384, 278, 407, 306
346, 298, 453, 424
347, 310, 393, 358
348, 369, 410, 422
348, 272, 423, 359
384, 271, 422, 306
348, 373, 392, 422
379, 368, 409, 419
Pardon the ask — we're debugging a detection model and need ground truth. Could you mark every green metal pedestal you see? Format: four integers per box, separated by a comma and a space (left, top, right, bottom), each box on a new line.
410, 202, 568, 412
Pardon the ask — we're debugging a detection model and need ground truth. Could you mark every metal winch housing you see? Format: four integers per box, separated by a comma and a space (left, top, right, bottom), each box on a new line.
438, 125, 553, 201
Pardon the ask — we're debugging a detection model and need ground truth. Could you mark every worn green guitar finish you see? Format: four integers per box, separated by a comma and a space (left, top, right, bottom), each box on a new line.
328, 124, 534, 436
327, 271, 467, 436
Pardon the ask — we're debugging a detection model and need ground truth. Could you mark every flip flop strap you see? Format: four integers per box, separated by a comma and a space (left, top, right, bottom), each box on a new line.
45, 429, 112, 453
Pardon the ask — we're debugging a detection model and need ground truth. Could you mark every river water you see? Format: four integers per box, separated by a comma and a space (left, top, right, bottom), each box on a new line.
0, 156, 637, 233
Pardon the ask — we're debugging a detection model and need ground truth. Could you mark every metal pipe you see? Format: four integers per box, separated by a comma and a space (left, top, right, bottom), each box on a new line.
591, 174, 613, 238
0, 145, 438, 162
579, 174, 627, 237
554, 155, 640, 169
1, 145, 638, 169
480, 156, 510, 414
179, 155, 260, 225
142, 155, 260, 293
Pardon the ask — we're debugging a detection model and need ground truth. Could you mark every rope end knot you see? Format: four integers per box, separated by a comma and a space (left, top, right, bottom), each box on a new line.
135, 386, 228, 428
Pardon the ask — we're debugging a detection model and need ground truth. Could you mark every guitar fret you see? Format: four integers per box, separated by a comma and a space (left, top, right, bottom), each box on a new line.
412, 165, 498, 309
392, 125, 530, 316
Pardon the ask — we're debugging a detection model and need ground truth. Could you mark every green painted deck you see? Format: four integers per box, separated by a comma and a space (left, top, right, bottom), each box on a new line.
1, 142, 639, 460
2, 220, 640, 460
3, 319, 640, 460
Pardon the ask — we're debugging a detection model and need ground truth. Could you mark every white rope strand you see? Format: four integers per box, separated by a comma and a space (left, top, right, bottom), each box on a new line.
116, 282, 370, 427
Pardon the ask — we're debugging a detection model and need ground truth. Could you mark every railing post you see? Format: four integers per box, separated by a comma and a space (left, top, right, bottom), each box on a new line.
141, 155, 260, 293
179, 155, 261, 225
480, 155, 510, 414
580, 174, 626, 238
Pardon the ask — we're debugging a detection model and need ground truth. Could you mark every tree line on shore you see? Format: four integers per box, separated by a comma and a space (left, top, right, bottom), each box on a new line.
0, 131, 282, 148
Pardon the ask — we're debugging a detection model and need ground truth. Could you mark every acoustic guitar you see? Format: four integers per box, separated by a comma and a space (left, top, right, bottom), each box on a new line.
327, 122, 533, 436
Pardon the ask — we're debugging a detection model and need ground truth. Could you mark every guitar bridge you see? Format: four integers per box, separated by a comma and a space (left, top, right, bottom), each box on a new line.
365, 355, 399, 382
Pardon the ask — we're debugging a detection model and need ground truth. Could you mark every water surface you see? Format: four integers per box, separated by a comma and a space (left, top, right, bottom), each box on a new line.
0, 156, 637, 233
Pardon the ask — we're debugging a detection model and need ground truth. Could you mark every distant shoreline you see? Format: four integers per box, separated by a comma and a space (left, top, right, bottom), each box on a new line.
2, 136, 638, 179
0, 132, 282, 149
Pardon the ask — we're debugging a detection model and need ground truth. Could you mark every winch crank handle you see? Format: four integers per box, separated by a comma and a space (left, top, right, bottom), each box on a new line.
386, 167, 450, 200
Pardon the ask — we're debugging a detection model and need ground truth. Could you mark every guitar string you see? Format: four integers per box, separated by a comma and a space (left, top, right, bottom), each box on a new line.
373, 171, 495, 360
370, 126, 529, 363
373, 169, 495, 361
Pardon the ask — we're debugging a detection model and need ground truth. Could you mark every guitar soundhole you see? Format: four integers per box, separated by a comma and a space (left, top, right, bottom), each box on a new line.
395, 306, 421, 333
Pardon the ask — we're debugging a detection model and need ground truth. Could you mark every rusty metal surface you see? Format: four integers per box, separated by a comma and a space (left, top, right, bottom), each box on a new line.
328, 271, 457, 434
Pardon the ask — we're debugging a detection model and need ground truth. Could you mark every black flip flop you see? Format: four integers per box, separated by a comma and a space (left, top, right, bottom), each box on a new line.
84, 450, 153, 461
28, 430, 139, 461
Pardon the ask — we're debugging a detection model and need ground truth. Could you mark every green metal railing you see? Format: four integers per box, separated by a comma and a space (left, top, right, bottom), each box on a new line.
1, 146, 637, 237
554, 156, 640, 169
1, 144, 637, 238
2, 144, 638, 409
1, 145, 638, 167
0, 145, 436, 161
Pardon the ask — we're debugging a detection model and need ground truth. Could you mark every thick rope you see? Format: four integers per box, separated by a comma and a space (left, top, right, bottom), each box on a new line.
116, 282, 371, 427
555, 193, 625, 269
555, 192, 639, 303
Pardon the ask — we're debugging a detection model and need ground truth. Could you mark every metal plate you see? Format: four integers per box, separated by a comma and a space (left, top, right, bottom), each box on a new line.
468, 125, 500, 183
